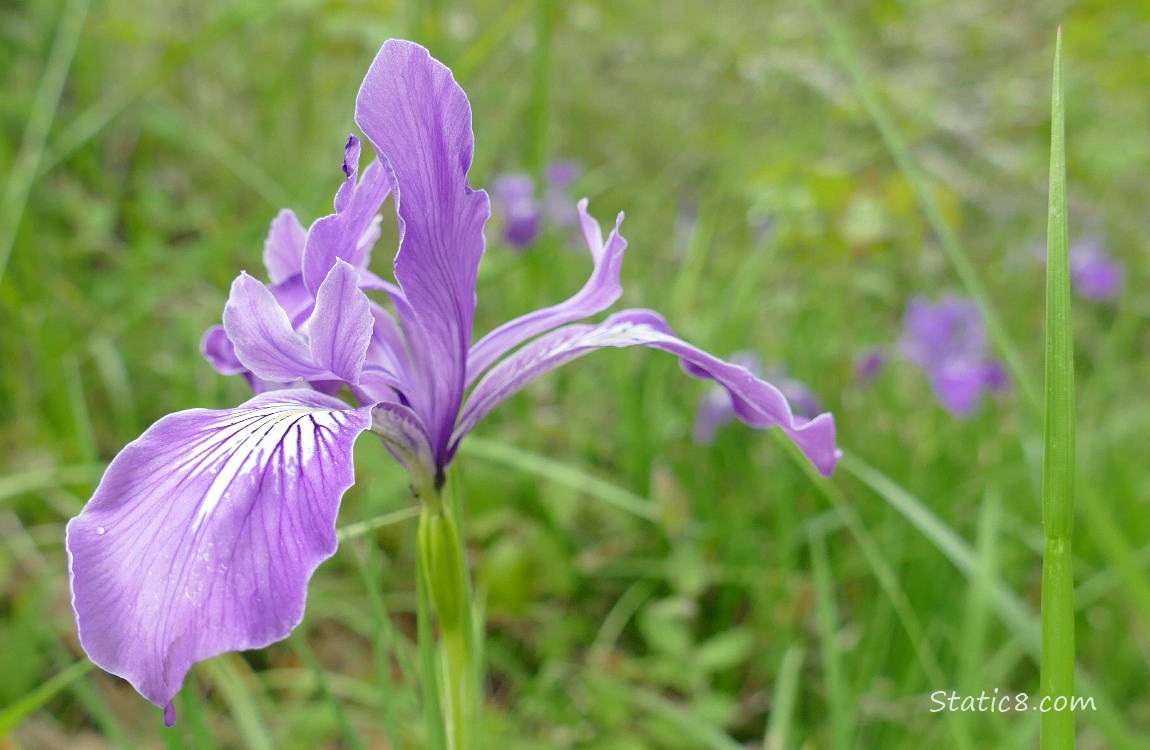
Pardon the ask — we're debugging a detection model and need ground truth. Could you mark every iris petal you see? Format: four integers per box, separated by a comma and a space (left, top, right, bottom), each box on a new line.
466, 201, 626, 382
453, 309, 841, 476
355, 39, 490, 461
308, 260, 374, 384
66, 390, 374, 714
262, 209, 308, 285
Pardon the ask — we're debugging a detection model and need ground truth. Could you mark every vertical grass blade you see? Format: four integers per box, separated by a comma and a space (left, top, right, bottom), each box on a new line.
1041, 27, 1076, 750
0, 0, 91, 285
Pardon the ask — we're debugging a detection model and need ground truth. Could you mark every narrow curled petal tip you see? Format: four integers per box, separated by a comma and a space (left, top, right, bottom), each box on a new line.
163, 701, 176, 727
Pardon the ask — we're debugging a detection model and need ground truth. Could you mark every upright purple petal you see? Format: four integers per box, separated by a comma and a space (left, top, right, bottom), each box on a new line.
301, 152, 392, 294
355, 40, 490, 460
466, 202, 627, 382
262, 209, 308, 285
307, 260, 374, 384
454, 310, 841, 476
66, 390, 375, 716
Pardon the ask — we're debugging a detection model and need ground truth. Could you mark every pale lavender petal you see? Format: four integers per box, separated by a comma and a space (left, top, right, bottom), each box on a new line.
66, 390, 374, 716
301, 152, 392, 294
307, 260, 373, 384
201, 325, 246, 377
355, 39, 490, 458
269, 275, 315, 329
223, 273, 325, 383
454, 310, 841, 476
466, 201, 627, 382
262, 209, 308, 285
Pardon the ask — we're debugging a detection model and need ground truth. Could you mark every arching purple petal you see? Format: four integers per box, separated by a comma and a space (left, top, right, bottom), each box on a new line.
454, 310, 841, 476
307, 260, 373, 384
65, 390, 375, 716
466, 201, 627, 383
302, 157, 392, 295
355, 39, 490, 460
262, 209, 308, 285
224, 273, 326, 383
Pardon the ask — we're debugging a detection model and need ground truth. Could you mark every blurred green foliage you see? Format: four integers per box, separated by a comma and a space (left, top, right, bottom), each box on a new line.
2, 0, 1148, 747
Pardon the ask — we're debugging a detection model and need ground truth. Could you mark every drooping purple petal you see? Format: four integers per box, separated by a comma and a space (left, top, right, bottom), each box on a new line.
355, 39, 490, 459
454, 310, 841, 476
66, 390, 375, 716
262, 209, 308, 285
466, 202, 627, 382
201, 325, 247, 377
307, 260, 374, 384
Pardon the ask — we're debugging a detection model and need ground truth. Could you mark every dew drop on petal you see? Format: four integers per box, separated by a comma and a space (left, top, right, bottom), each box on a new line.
96, 527, 106, 536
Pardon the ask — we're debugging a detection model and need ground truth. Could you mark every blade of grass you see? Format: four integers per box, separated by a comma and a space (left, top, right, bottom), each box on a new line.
809, 531, 852, 750
0, 0, 91, 285
348, 541, 404, 748
762, 644, 804, 750
289, 630, 367, 750
0, 659, 94, 735
806, 0, 1039, 413
459, 436, 658, 523
1040, 28, 1075, 750
177, 687, 222, 750
337, 505, 422, 542
201, 657, 274, 750
840, 452, 1141, 749
958, 488, 1003, 693
417, 557, 449, 750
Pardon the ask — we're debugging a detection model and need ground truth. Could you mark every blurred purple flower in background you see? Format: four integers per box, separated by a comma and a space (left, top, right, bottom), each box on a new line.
1068, 236, 1124, 301
66, 40, 840, 724
898, 295, 1008, 417
490, 160, 582, 249
490, 173, 540, 248
693, 353, 824, 444
854, 346, 888, 383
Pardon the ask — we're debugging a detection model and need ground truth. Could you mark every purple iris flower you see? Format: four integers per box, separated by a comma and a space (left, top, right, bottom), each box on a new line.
897, 295, 1008, 417
1068, 237, 1124, 301
692, 353, 823, 445
490, 172, 541, 248
490, 160, 582, 249
65, 40, 840, 725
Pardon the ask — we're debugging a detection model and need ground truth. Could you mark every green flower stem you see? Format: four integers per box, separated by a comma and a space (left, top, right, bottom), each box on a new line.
417, 481, 479, 750
1041, 28, 1076, 750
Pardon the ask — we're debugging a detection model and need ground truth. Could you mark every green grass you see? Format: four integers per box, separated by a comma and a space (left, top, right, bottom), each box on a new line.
2, 0, 1148, 747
